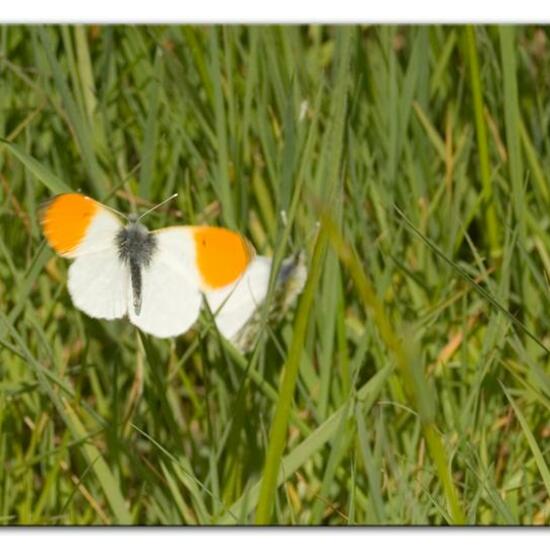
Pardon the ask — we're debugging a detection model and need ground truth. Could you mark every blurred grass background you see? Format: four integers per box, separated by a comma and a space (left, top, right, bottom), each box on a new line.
0, 25, 549, 525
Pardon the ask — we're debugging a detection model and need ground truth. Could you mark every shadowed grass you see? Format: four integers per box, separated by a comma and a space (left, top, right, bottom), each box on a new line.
464, 26, 499, 257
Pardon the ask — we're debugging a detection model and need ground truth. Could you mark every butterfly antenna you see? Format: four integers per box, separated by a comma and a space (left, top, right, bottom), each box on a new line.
102, 202, 129, 221
75, 187, 129, 221
138, 193, 178, 222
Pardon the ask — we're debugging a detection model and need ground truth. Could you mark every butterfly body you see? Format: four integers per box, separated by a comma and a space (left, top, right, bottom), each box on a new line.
115, 219, 157, 315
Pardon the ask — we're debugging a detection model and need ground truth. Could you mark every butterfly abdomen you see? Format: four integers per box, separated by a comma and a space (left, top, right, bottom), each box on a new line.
116, 222, 157, 315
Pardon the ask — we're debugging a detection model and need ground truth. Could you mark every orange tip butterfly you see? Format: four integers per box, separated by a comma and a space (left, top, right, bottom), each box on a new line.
40, 193, 306, 347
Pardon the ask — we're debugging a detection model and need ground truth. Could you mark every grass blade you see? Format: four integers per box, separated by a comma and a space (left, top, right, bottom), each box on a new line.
222, 365, 391, 524
464, 26, 499, 256
501, 384, 550, 498
254, 229, 328, 523
0, 139, 71, 194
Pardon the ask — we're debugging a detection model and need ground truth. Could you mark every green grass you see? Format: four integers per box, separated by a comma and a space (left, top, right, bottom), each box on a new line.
0, 24, 549, 525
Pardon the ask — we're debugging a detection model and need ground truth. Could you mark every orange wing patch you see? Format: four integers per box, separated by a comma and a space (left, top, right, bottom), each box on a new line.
40, 193, 99, 255
193, 227, 254, 289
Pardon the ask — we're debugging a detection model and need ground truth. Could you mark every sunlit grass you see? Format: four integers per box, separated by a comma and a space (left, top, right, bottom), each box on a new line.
0, 25, 549, 525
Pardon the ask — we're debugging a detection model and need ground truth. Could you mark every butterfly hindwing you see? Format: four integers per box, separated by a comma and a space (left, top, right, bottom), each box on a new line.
204, 256, 272, 341
67, 248, 130, 320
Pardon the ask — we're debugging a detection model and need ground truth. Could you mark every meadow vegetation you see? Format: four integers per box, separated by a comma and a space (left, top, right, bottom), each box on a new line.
0, 25, 549, 525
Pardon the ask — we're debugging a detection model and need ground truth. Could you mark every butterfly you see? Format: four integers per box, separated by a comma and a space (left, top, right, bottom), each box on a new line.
40, 193, 306, 348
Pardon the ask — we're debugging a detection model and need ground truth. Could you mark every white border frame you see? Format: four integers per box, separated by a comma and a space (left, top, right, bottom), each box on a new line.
2, 1, 550, 23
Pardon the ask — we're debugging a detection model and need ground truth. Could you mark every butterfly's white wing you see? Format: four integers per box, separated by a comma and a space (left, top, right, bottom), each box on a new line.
204, 256, 272, 340
68, 247, 130, 320
128, 227, 203, 338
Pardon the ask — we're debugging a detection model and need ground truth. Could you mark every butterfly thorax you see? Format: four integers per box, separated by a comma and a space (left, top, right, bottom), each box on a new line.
115, 222, 157, 315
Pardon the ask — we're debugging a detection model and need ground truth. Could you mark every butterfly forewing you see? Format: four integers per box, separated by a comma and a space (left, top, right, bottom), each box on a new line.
40, 193, 123, 257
